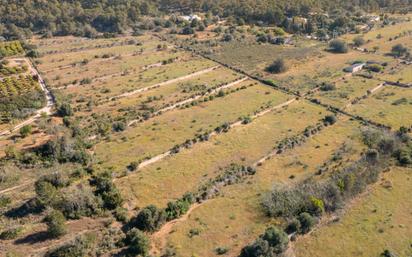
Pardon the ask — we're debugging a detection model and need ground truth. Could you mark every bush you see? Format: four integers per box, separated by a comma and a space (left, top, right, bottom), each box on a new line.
320, 83, 336, 91
240, 226, 289, 257
45, 210, 67, 238
57, 103, 73, 117
353, 36, 365, 47
266, 58, 288, 74
323, 115, 337, 125
112, 121, 126, 132
45, 234, 95, 257
35, 181, 61, 207
92, 172, 123, 210
125, 228, 150, 256
365, 63, 383, 72
391, 44, 408, 57
329, 39, 348, 53
285, 219, 301, 234
19, 125, 32, 138
215, 246, 229, 255
164, 192, 194, 220
56, 185, 102, 219
0, 226, 23, 240
132, 205, 166, 232
298, 212, 316, 234
37, 172, 70, 188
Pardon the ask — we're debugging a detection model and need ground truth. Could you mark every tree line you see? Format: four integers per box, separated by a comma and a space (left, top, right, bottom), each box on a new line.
1, 0, 411, 39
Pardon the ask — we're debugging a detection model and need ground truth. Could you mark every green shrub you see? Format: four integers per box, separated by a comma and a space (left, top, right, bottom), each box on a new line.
45, 210, 67, 238
240, 226, 289, 257
215, 246, 229, 255
323, 115, 337, 125
298, 212, 316, 234
125, 228, 150, 256
0, 226, 23, 240
19, 125, 32, 138
266, 58, 288, 74
329, 39, 348, 53
57, 103, 73, 117
353, 36, 365, 47
45, 234, 95, 257
112, 121, 126, 132
132, 205, 166, 232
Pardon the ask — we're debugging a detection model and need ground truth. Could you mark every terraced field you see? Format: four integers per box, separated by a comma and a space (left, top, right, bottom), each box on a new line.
0, 14, 412, 257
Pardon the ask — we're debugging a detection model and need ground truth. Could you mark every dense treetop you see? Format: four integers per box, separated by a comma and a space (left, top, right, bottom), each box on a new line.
0, 0, 411, 39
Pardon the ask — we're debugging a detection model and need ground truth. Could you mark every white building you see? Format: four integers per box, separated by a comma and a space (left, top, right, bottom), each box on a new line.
344, 63, 366, 73
180, 14, 201, 22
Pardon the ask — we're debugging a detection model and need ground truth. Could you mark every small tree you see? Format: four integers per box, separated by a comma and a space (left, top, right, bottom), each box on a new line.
57, 103, 73, 117
329, 39, 348, 53
391, 44, 408, 57
266, 58, 288, 74
19, 125, 32, 138
323, 115, 337, 125
298, 212, 316, 234
45, 210, 67, 238
353, 36, 365, 47
125, 228, 150, 256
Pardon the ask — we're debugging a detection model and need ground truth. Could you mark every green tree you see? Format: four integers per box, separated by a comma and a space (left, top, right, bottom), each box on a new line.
125, 228, 150, 256
266, 58, 288, 74
329, 39, 348, 53
19, 125, 32, 138
353, 36, 365, 47
45, 210, 67, 238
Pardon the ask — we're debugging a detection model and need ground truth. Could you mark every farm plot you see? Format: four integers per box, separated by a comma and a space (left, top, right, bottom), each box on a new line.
380, 64, 412, 84
152, 119, 365, 257
33, 35, 150, 55
0, 75, 45, 125
95, 82, 291, 171
60, 55, 217, 104
350, 86, 412, 129
34, 36, 164, 72
208, 39, 323, 75
293, 167, 412, 257
114, 101, 330, 209
313, 77, 383, 109
76, 66, 242, 123
42, 49, 184, 88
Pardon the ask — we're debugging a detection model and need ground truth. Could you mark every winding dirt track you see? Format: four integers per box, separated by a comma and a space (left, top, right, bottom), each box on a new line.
150, 203, 201, 256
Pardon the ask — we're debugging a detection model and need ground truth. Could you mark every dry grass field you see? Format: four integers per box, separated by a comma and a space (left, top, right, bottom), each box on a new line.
293, 167, 412, 257
0, 12, 412, 257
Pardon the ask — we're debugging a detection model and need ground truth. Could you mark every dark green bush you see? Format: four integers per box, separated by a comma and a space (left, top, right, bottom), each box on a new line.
132, 205, 166, 232
240, 226, 289, 257
124, 228, 150, 256
45, 210, 67, 238
298, 212, 316, 234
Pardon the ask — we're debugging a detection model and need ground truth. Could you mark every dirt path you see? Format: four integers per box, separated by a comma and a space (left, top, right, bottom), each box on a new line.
150, 203, 201, 255
110, 65, 220, 100
342, 82, 385, 110
128, 77, 248, 126
0, 58, 55, 139
0, 180, 33, 195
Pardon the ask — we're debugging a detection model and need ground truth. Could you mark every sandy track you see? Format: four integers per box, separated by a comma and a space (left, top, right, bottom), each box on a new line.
150, 203, 201, 255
